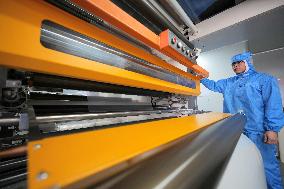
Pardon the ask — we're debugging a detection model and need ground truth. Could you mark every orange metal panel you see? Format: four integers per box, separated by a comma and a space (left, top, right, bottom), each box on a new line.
71, 0, 160, 49
70, 0, 209, 78
0, 0, 200, 96
160, 29, 171, 49
192, 65, 210, 78
160, 30, 209, 78
28, 112, 230, 188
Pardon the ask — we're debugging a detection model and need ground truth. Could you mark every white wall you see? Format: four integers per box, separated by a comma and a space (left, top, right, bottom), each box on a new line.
196, 41, 248, 112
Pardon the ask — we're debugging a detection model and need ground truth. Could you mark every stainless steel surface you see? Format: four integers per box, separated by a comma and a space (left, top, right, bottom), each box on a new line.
28, 100, 150, 106
147, 0, 182, 33
102, 21, 153, 54
150, 49, 189, 71
167, 30, 197, 62
38, 109, 200, 133
36, 109, 197, 123
28, 93, 150, 106
0, 114, 28, 131
30, 90, 152, 104
91, 113, 246, 189
136, 0, 194, 49
29, 93, 187, 108
163, 0, 198, 36
41, 20, 196, 89
0, 117, 19, 126
47, 0, 153, 53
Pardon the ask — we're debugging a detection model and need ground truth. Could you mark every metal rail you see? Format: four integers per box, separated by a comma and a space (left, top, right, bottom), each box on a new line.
38, 109, 200, 133
36, 109, 197, 122
134, 0, 194, 49
0, 118, 19, 126
163, 0, 198, 36
0, 157, 27, 172
0, 109, 199, 124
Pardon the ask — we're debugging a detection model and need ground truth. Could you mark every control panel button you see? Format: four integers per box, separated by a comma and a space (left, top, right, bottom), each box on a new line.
186, 50, 190, 55
161, 30, 196, 61
171, 37, 177, 44
177, 42, 182, 48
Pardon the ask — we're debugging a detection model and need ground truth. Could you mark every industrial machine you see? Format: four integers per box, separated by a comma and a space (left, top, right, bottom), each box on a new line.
0, 1, 256, 188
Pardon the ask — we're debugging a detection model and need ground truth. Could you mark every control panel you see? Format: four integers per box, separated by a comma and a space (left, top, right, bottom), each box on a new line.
170, 34, 193, 59
160, 29, 197, 62
159, 29, 208, 78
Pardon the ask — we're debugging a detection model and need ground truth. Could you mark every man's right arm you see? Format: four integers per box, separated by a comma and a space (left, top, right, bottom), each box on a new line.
200, 78, 227, 94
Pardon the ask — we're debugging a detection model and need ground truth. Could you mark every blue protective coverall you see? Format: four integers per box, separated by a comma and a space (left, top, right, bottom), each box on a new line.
201, 52, 284, 189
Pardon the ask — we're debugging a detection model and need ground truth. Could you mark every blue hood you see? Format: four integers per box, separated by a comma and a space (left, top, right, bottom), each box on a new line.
231, 52, 256, 75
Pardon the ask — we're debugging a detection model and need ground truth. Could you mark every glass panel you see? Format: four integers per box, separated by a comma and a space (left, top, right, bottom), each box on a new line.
178, 0, 244, 24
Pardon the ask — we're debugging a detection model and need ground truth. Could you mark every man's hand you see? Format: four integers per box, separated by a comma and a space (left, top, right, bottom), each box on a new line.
264, 131, 278, 144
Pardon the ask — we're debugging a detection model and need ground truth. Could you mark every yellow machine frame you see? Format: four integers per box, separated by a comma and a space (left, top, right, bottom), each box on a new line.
0, 1, 229, 188
28, 112, 229, 188
0, 0, 201, 96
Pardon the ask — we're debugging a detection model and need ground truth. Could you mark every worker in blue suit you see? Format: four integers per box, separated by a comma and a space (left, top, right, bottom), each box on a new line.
201, 51, 284, 189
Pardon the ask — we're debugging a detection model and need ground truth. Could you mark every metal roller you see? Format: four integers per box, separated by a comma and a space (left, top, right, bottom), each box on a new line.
71, 113, 246, 189
115, 0, 194, 49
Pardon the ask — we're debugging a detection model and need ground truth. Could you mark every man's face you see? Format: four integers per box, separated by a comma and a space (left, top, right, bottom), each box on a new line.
232, 61, 246, 74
